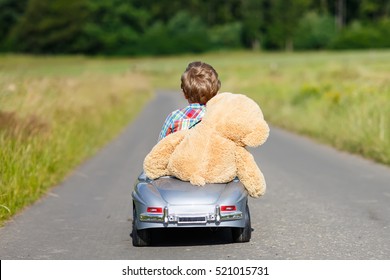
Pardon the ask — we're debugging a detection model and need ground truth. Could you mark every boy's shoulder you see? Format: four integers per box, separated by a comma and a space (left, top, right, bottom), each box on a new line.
164, 104, 204, 124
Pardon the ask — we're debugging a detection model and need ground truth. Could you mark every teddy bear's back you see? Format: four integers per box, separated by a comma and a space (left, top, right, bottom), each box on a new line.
167, 127, 237, 184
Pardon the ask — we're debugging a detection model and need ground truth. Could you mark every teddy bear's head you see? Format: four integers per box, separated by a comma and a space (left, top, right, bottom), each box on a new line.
203, 92, 269, 147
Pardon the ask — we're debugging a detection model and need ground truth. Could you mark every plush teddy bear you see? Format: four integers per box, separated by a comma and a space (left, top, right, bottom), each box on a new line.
143, 92, 270, 197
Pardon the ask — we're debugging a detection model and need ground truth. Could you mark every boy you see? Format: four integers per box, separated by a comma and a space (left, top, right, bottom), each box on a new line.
158, 61, 221, 141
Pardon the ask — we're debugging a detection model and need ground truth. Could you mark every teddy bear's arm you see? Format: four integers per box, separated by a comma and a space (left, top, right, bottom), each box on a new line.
143, 130, 187, 179
235, 146, 266, 198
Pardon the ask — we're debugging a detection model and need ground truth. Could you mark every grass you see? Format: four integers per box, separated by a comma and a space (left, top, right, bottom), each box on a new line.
0, 56, 152, 224
1, 50, 390, 225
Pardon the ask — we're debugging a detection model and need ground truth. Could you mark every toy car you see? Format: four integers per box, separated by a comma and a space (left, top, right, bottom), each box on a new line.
131, 172, 251, 246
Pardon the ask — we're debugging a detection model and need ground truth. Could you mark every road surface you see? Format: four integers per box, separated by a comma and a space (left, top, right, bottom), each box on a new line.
1, 90, 390, 259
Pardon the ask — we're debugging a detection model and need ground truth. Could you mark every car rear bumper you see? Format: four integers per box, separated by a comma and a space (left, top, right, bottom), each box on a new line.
135, 205, 246, 229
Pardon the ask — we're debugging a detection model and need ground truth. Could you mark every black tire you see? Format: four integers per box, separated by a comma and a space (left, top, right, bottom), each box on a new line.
231, 204, 251, 243
132, 207, 151, 247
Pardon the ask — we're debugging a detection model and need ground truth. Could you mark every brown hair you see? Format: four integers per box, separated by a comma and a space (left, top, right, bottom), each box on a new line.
181, 61, 221, 104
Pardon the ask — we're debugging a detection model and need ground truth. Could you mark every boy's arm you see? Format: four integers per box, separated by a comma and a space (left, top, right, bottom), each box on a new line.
144, 130, 187, 179
158, 111, 176, 141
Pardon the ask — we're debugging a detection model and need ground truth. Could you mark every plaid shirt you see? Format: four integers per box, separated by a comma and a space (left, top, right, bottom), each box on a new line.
158, 103, 205, 141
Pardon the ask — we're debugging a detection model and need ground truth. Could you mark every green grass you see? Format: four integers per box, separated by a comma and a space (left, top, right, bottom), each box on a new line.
0, 56, 152, 224
1, 50, 390, 225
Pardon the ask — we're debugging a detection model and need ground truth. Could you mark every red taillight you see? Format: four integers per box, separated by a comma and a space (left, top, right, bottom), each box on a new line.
147, 207, 163, 214
221, 205, 237, 212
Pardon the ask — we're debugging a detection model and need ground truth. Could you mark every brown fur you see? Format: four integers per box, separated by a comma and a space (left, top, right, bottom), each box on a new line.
143, 92, 270, 198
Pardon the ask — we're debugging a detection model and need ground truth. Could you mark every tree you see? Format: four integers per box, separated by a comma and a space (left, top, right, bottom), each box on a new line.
2, 0, 390, 54
294, 12, 337, 49
10, 0, 88, 53
359, 0, 390, 21
78, 0, 149, 55
265, 0, 310, 50
138, 11, 210, 55
0, 0, 28, 49
336, 0, 345, 29
241, 0, 265, 50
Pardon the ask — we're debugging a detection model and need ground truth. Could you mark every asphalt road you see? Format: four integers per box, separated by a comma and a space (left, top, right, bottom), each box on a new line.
1, 90, 390, 260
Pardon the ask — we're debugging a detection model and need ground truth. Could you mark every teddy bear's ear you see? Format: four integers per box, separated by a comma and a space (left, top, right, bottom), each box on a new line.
242, 119, 270, 147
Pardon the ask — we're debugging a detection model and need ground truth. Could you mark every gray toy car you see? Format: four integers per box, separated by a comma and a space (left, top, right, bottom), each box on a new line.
131, 172, 251, 246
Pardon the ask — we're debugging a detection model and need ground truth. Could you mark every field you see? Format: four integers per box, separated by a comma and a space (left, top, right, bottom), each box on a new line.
0, 56, 152, 224
1, 50, 390, 224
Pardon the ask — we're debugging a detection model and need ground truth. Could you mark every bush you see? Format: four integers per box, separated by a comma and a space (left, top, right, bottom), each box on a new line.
294, 12, 337, 50
166, 11, 210, 53
137, 11, 211, 55
137, 22, 173, 55
375, 19, 390, 47
330, 20, 390, 49
8, 0, 88, 54
208, 22, 243, 50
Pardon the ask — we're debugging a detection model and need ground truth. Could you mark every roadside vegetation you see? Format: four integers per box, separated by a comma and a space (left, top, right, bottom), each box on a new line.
1, 50, 389, 225
0, 56, 151, 224
232, 51, 390, 165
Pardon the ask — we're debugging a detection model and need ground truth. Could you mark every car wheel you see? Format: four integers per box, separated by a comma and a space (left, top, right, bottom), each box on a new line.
132, 206, 151, 247
231, 204, 251, 243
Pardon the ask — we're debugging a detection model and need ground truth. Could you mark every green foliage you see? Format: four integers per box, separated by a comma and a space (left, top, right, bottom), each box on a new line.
2, 0, 390, 55
77, 0, 149, 55
137, 11, 210, 55
0, 0, 28, 50
240, 0, 265, 49
9, 0, 88, 53
292, 83, 322, 105
330, 20, 390, 49
209, 22, 243, 49
294, 12, 337, 49
263, 0, 311, 50
358, 0, 390, 21
137, 22, 171, 55
166, 11, 209, 53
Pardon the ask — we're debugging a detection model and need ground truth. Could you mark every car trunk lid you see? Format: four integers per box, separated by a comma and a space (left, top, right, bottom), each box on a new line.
152, 177, 226, 205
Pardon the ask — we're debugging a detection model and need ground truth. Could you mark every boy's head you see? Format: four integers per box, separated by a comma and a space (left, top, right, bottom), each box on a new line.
181, 61, 221, 104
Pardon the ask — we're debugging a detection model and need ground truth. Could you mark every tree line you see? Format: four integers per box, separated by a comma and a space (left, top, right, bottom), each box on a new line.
1, 0, 390, 56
